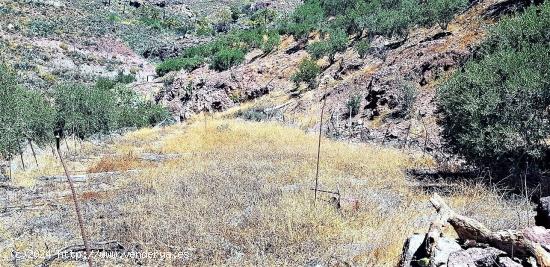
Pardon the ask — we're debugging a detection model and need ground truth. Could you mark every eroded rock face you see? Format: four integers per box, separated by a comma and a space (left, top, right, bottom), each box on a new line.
536, 197, 550, 228
155, 0, 528, 153
156, 43, 307, 121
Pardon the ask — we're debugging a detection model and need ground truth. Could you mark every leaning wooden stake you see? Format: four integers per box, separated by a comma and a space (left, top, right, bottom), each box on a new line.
429, 193, 550, 267
314, 98, 327, 204
56, 144, 93, 267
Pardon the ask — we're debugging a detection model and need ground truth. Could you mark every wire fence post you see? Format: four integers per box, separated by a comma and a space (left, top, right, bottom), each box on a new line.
56, 141, 93, 267
314, 98, 327, 204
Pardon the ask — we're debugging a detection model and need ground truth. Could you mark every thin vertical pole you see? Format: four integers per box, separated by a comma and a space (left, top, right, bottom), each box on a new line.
57, 146, 93, 267
314, 98, 327, 204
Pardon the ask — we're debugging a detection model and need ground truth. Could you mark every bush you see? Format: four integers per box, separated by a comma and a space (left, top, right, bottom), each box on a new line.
394, 81, 417, 118
438, 2, 550, 174
421, 0, 468, 28
346, 94, 362, 117
27, 19, 57, 37
54, 78, 170, 140
355, 39, 370, 58
250, 8, 278, 28
282, 0, 467, 38
156, 56, 204, 76
307, 28, 348, 62
210, 48, 245, 71
157, 28, 280, 74
292, 58, 321, 89
278, 0, 325, 38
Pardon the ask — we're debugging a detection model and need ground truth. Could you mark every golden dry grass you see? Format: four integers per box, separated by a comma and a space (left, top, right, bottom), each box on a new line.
105, 118, 532, 266
1, 118, 533, 267
87, 152, 152, 174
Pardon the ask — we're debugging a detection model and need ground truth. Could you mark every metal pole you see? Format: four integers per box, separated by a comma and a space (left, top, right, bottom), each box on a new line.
57, 145, 93, 267
314, 98, 327, 204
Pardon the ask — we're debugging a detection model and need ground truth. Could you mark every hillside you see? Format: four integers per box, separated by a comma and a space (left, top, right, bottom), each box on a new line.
1, 0, 550, 266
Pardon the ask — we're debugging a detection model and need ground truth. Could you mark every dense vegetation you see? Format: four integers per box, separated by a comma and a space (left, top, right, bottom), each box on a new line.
157, 0, 468, 76
156, 28, 280, 75
292, 58, 321, 89
0, 65, 169, 162
438, 2, 550, 176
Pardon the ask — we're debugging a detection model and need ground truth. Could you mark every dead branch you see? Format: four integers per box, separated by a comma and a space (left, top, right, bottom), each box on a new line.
430, 193, 550, 267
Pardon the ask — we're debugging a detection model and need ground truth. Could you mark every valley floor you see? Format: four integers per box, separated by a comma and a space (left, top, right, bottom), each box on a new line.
0, 115, 533, 266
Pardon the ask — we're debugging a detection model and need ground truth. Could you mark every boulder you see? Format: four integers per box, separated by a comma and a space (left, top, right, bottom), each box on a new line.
432, 238, 462, 267
448, 247, 509, 267
400, 234, 425, 267
536, 197, 550, 228
400, 234, 462, 267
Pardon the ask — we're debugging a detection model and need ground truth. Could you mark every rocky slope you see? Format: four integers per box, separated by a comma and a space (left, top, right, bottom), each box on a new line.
155, 0, 530, 156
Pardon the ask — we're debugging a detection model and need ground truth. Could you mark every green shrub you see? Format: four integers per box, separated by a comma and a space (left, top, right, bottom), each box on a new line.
282, 0, 467, 38
319, 0, 357, 16
307, 28, 348, 62
278, 0, 325, 38
250, 8, 278, 28
394, 81, 417, 118
482, 1, 550, 55
28, 19, 57, 37
421, 0, 468, 28
438, 2, 550, 174
113, 86, 170, 128
211, 48, 245, 71
230, 5, 242, 21
346, 94, 362, 117
355, 39, 370, 58
156, 56, 204, 76
292, 58, 321, 89
115, 71, 136, 84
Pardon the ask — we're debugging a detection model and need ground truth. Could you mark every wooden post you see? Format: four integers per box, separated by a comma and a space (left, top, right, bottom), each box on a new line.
349, 108, 352, 141
314, 98, 327, 204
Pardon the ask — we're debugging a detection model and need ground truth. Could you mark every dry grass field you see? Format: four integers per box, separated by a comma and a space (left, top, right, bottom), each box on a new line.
0, 116, 534, 266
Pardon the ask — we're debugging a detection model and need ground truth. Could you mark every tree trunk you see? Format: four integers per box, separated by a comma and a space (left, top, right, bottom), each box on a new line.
429, 193, 550, 267
65, 138, 70, 153
28, 139, 38, 167
8, 159, 12, 181
19, 152, 25, 171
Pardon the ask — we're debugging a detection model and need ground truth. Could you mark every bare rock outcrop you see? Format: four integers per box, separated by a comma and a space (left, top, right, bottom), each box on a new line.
156, 41, 307, 121
154, 0, 536, 153
400, 194, 550, 267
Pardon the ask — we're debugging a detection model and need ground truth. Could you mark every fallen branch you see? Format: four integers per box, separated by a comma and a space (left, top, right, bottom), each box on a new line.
429, 193, 550, 267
